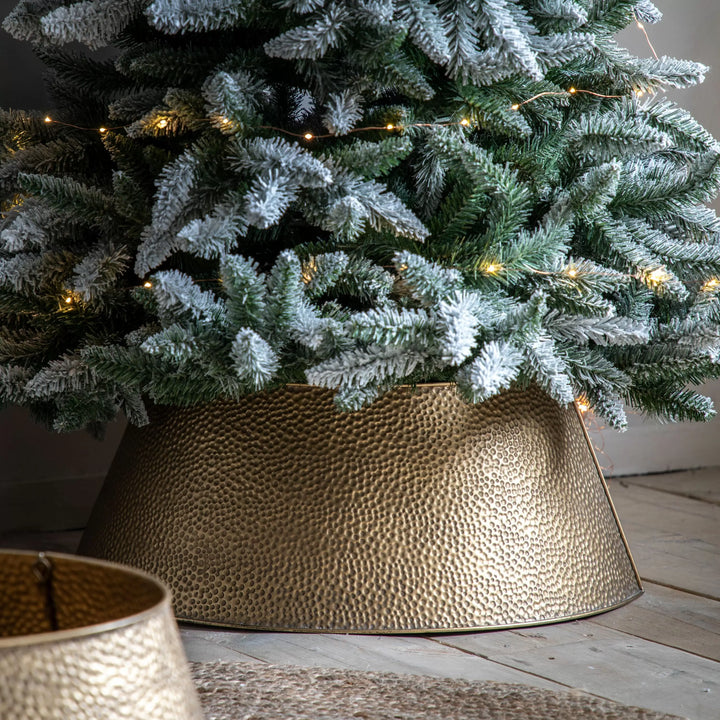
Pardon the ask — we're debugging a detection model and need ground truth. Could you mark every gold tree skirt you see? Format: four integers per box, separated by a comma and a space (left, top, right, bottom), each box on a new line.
81, 384, 641, 632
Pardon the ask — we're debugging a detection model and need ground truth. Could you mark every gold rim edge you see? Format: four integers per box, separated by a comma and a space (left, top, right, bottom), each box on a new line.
571, 404, 645, 592
176, 588, 645, 635
0, 549, 172, 649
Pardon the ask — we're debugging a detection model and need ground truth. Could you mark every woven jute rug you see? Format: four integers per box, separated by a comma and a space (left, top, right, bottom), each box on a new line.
190, 662, 685, 720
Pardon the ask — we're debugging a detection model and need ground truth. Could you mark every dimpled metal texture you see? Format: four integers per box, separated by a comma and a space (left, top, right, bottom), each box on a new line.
80, 384, 642, 633
0, 550, 203, 720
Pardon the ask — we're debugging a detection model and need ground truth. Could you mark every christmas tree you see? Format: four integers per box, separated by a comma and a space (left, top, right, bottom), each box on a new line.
1, 0, 719, 434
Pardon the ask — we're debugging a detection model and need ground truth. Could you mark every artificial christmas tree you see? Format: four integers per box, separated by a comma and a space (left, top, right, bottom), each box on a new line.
1, 0, 717, 630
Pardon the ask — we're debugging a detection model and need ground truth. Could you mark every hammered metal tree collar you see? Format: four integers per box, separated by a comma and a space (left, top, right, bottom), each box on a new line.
0, 551, 164, 646
0, 550, 203, 720
81, 384, 642, 633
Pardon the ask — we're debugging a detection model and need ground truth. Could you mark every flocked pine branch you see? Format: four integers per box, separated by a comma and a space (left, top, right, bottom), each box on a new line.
1, 0, 719, 431
38, 0, 147, 50
456, 340, 524, 403
145, 0, 259, 34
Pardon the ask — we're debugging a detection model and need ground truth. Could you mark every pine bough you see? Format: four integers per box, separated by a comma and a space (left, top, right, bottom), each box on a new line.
1, 0, 719, 432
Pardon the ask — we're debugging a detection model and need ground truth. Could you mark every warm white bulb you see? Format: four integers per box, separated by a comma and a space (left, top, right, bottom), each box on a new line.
647, 268, 670, 286
157, 118, 168, 129
304, 132, 314, 140
44, 116, 52, 123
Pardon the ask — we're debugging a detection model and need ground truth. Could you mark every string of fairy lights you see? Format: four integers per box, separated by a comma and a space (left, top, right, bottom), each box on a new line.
40, 13, 662, 138
39, 16, 719, 345
42, 84, 633, 139
634, 13, 659, 60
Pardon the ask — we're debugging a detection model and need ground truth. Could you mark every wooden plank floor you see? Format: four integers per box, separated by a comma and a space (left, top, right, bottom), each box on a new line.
3, 470, 718, 720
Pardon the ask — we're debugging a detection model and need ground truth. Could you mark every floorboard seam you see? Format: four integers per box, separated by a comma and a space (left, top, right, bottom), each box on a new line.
585, 619, 720, 663
619, 481, 720, 506
423, 636, 596, 694
202, 643, 272, 664
638, 579, 720, 603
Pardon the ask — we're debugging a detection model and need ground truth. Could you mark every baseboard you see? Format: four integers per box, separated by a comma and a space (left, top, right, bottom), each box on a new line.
0, 475, 104, 534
